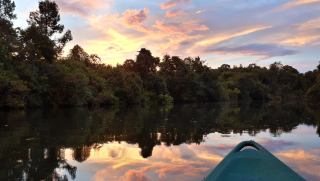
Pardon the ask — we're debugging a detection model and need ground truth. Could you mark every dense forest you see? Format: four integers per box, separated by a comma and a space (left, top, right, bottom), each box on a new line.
1, 0, 320, 109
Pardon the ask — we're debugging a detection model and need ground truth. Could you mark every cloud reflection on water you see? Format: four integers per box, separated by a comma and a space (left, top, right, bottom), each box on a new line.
64, 125, 320, 181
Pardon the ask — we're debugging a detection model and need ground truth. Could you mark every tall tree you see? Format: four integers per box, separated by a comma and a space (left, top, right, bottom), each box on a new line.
21, 0, 72, 62
135, 48, 160, 75
68, 44, 100, 65
0, 0, 17, 58
28, 0, 64, 37
69, 45, 87, 60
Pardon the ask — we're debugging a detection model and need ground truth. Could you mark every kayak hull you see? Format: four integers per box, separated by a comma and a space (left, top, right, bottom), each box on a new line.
204, 141, 304, 181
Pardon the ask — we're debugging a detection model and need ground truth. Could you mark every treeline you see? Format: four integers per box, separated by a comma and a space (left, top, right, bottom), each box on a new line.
1, 0, 320, 109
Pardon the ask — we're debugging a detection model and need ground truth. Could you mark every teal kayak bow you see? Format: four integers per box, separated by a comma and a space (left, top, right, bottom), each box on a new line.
204, 141, 304, 181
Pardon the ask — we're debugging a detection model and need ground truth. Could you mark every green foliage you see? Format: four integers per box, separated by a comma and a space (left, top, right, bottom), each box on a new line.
0, 0, 18, 60
20, 25, 56, 62
0, 61, 29, 108
107, 68, 144, 105
218, 71, 269, 102
306, 66, 320, 105
157, 94, 174, 106
159, 55, 220, 103
68, 45, 100, 65
306, 81, 320, 104
0, 0, 16, 20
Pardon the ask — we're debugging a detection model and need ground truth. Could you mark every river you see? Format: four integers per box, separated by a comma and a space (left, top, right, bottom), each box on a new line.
0, 102, 319, 180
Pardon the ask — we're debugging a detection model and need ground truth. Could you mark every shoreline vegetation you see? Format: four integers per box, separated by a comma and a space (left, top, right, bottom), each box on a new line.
1, 0, 320, 109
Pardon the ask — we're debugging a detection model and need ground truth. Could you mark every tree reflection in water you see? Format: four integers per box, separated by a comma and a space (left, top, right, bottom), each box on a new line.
0, 102, 319, 180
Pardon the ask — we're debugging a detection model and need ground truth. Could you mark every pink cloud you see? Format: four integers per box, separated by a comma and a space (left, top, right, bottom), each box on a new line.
122, 170, 151, 181
56, 0, 113, 16
122, 8, 149, 26
160, 0, 192, 10
165, 9, 185, 18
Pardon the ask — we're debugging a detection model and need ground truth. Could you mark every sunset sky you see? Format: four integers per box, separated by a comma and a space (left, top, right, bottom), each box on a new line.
13, 0, 320, 72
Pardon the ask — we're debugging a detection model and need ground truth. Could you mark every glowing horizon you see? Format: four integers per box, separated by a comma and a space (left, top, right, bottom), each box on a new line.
13, 0, 320, 72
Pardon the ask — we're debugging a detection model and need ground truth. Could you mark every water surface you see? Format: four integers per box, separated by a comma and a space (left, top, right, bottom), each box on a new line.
0, 103, 319, 180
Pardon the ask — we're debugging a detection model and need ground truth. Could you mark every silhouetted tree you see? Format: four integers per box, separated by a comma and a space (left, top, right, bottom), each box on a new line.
68, 44, 100, 65
135, 48, 160, 75
218, 64, 231, 71
122, 59, 135, 72
20, 0, 72, 62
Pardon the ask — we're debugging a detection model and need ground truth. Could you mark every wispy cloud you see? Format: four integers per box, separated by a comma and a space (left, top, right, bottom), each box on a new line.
281, 0, 320, 9
280, 17, 320, 46
196, 26, 271, 47
204, 43, 298, 58
195, 9, 206, 15
281, 35, 319, 46
154, 21, 209, 35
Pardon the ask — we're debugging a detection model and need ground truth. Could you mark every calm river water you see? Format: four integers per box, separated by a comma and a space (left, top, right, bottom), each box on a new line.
0, 103, 319, 180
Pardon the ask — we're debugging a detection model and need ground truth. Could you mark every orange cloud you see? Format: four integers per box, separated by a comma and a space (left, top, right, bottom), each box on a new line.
276, 149, 320, 180
280, 18, 320, 46
85, 143, 224, 181
277, 149, 318, 160
281, 0, 320, 9
55, 0, 211, 65
281, 36, 319, 46
81, 29, 145, 65
80, 11, 209, 61
298, 17, 320, 31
